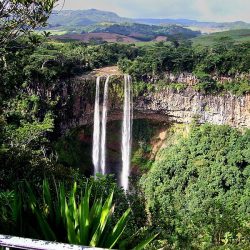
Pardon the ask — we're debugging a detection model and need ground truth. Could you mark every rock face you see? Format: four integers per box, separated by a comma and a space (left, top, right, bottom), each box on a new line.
135, 87, 250, 128
58, 77, 250, 132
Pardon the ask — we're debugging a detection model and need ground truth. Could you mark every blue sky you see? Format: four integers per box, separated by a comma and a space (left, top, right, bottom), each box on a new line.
55, 0, 250, 22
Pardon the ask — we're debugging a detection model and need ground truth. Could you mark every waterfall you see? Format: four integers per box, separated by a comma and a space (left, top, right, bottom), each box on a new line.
100, 76, 110, 175
92, 76, 101, 176
121, 74, 133, 191
92, 74, 133, 189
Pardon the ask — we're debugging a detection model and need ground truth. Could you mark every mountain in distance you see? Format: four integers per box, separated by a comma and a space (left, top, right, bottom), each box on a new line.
134, 18, 199, 26
135, 18, 250, 33
48, 9, 250, 34
48, 9, 130, 27
47, 9, 201, 42
47, 9, 250, 43
134, 18, 249, 28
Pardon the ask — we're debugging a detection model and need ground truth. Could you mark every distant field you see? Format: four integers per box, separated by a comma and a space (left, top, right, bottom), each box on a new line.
187, 26, 228, 34
51, 33, 171, 44
52, 32, 141, 43
135, 41, 171, 47
37, 29, 68, 35
192, 29, 250, 46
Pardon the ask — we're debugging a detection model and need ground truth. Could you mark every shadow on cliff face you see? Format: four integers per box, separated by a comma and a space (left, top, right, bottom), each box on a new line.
54, 119, 169, 180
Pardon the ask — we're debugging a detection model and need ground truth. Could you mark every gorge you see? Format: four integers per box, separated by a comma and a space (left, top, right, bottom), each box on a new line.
46, 72, 250, 188
57, 75, 250, 132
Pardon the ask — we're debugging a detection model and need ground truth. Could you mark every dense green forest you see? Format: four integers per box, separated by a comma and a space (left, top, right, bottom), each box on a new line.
0, 1, 250, 249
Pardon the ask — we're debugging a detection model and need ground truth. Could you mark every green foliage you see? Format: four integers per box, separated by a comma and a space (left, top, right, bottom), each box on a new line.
54, 127, 93, 174
132, 82, 155, 97
193, 71, 250, 95
193, 71, 218, 93
131, 120, 157, 172
141, 124, 250, 249
192, 29, 250, 47
0, 90, 60, 190
0, 0, 57, 46
1, 5, 250, 249
1, 180, 128, 247
0, 178, 154, 249
118, 41, 250, 85
221, 80, 250, 96
0, 190, 14, 228
132, 147, 153, 172
169, 83, 187, 92
6, 112, 54, 147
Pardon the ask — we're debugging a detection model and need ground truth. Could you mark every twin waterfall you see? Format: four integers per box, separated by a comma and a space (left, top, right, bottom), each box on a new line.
92, 75, 133, 191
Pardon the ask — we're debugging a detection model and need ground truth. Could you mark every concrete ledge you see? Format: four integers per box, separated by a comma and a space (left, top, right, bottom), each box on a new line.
0, 235, 106, 250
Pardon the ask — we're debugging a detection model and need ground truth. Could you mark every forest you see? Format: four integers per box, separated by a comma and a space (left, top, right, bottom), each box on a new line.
0, 1, 250, 250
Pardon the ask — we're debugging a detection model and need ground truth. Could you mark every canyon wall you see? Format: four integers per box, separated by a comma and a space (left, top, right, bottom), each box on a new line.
57, 77, 250, 132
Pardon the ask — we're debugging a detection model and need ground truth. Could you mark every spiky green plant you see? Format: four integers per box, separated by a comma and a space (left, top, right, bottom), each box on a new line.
4, 179, 156, 249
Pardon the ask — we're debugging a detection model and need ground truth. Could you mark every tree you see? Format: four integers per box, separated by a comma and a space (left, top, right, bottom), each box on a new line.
0, 0, 58, 46
141, 124, 250, 248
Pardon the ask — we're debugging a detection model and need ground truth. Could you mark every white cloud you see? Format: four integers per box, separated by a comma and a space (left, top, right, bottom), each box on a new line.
55, 0, 250, 22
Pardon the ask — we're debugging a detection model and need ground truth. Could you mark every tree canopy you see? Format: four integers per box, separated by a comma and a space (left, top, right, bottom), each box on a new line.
142, 124, 250, 248
0, 0, 57, 47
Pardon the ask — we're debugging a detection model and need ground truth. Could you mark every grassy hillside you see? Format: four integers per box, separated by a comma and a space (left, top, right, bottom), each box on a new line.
192, 29, 250, 46
47, 22, 200, 43
86, 23, 200, 40
51, 32, 141, 43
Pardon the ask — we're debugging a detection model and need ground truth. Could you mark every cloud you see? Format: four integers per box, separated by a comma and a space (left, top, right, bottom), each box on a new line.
55, 0, 250, 22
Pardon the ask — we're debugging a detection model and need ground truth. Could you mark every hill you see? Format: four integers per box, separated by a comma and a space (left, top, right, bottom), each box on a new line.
192, 29, 250, 46
46, 9, 250, 43
48, 9, 130, 27
135, 19, 250, 32
84, 23, 200, 41
47, 10, 200, 42
48, 9, 250, 34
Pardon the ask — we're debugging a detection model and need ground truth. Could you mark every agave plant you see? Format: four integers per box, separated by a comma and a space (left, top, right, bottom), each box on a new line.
5, 179, 156, 249
65, 184, 131, 248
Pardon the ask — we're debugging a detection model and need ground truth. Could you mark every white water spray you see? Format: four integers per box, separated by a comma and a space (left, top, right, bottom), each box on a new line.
100, 76, 110, 175
121, 75, 133, 191
92, 76, 101, 176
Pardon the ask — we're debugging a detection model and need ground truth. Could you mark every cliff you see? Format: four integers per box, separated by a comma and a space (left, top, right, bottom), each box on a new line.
57, 76, 250, 132
135, 87, 250, 127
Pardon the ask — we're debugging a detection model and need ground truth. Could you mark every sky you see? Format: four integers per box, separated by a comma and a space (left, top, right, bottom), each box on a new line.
55, 0, 250, 22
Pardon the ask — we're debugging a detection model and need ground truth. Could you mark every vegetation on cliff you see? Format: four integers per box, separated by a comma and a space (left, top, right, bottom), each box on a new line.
142, 124, 250, 249
118, 40, 250, 94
